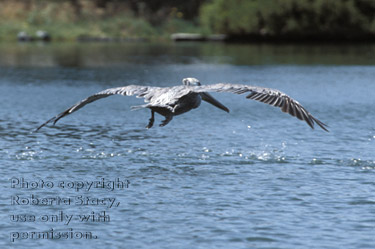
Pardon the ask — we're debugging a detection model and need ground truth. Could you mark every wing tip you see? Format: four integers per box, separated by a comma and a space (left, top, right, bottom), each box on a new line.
307, 116, 329, 132
314, 118, 329, 132
34, 117, 55, 132
35, 112, 66, 132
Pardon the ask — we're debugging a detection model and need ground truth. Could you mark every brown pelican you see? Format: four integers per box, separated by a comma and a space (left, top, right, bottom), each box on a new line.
36, 78, 328, 131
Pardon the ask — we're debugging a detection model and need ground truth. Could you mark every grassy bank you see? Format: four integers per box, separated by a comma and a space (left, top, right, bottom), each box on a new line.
0, 0, 203, 41
1, 0, 374, 42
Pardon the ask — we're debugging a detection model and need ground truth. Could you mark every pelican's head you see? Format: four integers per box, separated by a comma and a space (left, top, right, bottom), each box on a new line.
182, 77, 230, 113
183, 77, 201, 86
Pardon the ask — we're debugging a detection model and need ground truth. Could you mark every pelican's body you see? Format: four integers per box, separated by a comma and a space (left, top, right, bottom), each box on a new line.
36, 78, 328, 131
141, 89, 204, 128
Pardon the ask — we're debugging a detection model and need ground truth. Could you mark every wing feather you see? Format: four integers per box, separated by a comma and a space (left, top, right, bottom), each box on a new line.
257, 94, 269, 102
35, 85, 161, 131
191, 83, 328, 131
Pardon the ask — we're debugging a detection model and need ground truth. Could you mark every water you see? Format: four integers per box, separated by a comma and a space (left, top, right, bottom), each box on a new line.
0, 42, 374, 249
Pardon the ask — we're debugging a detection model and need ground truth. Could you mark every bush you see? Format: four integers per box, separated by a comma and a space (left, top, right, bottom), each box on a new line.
200, 0, 375, 39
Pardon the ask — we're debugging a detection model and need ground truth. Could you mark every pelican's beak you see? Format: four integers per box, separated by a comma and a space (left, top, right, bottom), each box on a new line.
200, 92, 229, 113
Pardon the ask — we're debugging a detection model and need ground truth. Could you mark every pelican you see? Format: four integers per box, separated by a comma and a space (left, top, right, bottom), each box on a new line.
36, 78, 328, 131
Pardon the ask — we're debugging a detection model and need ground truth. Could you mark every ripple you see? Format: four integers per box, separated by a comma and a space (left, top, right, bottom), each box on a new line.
217, 149, 288, 164
307, 158, 375, 169
246, 236, 277, 242
348, 200, 375, 205
338, 158, 375, 169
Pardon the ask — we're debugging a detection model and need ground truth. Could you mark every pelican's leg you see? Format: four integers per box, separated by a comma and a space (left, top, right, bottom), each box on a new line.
146, 110, 155, 129
159, 115, 173, 127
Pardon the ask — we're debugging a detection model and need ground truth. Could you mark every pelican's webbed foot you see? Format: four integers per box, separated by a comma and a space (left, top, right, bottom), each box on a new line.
146, 111, 155, 129
159, 115, 173, 127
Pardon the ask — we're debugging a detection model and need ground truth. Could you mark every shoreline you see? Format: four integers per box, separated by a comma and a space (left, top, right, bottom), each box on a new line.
8, 33, 375, 44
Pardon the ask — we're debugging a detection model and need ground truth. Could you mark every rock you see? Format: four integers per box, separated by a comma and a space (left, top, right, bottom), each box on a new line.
17, 31, 32, 42
36, 30, 51, 41
171, 33, 227, 42
171, 33, 205, 41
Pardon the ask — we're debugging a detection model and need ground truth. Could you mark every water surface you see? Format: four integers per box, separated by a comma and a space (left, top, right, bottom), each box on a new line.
0, 42, 374, 249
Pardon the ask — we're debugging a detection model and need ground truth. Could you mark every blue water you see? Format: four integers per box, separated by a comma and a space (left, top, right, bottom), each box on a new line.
0, 42, 374, 249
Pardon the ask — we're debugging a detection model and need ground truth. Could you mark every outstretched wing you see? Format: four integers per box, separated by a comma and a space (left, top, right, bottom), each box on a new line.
35, 85, 163, 131
191, 83, 328, 131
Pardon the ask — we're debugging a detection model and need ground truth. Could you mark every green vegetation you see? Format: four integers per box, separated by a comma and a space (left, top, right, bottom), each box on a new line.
0, 0, 374, 41
201, 0, 375, 40
0, 0, 203, 41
